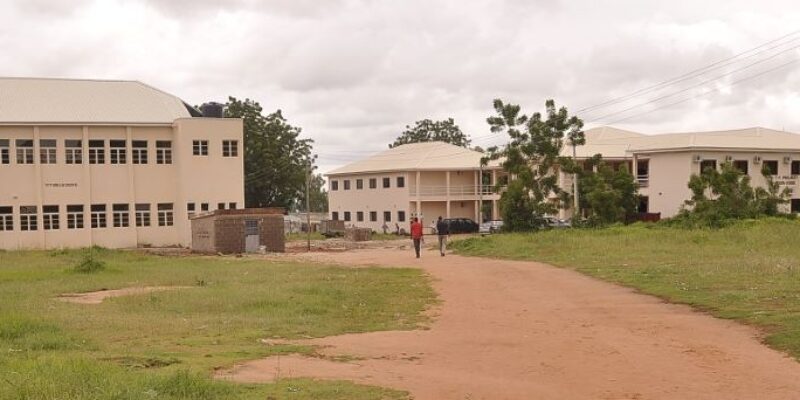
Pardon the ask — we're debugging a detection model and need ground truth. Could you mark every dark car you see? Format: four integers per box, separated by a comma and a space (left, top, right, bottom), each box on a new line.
442, 218, 480, 234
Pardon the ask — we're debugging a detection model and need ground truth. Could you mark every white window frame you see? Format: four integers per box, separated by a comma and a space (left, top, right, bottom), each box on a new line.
156, 141, 172, 164
91, 204, 107, 228
222, 140, 238, 157
135, 204, 151, 227
157, 203, 174, 226
192, 140, 208, 156
67, 205, 84, 229
20, 206, 38, 231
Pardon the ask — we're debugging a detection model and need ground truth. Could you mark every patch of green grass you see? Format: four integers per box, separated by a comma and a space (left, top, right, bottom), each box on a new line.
451, 218, 800, 358
0, 249, 435, 399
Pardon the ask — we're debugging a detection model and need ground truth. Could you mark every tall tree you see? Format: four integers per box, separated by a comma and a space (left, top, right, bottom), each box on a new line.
225, 97, 316, 209
577, 155, 638, 225
483, 99, 584, 231
294, 173, 329, 213
389, 118, 471, 148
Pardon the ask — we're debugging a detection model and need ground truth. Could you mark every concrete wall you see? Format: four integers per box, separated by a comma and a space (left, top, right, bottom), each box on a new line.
327, 171, 411, 231
190, 211, 284, 254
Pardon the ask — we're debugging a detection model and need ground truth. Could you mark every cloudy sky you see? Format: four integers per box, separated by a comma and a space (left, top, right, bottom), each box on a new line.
2, 0, 800, 172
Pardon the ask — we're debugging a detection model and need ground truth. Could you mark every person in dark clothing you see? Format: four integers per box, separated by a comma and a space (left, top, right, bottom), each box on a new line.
436, 216, 449, 256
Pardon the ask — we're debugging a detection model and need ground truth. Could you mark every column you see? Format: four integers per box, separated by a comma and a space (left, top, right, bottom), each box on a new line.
445, 171, 451, 218
415, 170, 421, 220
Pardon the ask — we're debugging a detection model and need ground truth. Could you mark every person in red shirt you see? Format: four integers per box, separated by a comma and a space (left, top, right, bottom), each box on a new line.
410, 217, 424, 258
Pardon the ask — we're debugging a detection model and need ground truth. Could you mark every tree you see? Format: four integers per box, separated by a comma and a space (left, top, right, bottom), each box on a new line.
483, 99, 584, 231
389, 118, 471, 148
225, 97, 316, 209
294, 173, 329, 213
576, 155, 638, 225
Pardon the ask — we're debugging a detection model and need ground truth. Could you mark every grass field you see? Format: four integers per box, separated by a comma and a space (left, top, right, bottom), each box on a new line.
451, 218, 800, 358
0, 248, 435, 399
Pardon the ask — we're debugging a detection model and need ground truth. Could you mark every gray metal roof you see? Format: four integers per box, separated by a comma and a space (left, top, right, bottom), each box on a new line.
0, 77, 195, 124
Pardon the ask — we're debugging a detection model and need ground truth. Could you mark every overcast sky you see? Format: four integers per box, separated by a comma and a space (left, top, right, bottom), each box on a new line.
2, 0, 800, 173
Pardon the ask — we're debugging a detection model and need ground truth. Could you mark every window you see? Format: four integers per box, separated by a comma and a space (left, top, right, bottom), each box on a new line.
67, 205, 84, 229
222, 140, 238, 157
0, 206, 12, 231
357, 211, 364, 222
793, 199, 800, 213
0, 139, 8, 164
369, 211, 377, 222
16, 139, 33, 164
763, 160, 779, 176
344, 211, 351, 221
700, 159, 716, 173
792, 161, 800, 176
229, 202, 237, 210
132, 140, 148, 164
331, 180, 339, 191
398, 211, 406, 222
40, 139, 56, 164
91, 204, 107, 228
369, 178, 377, 189
20, 206, 37, 231
217, 202, 225, 210
65, 140, 82, 164
397, 177, 405, 188
187, 203, 196, 218
110, 140, 126, 164
43, 205, 59, 230
383, 211, 391, 222
112, 204, 130, 227
332, 212, 339, 221
135, 204, 151, 227
192, 140, 208, 156
733, 160, 748, 175
344, 180, 351, 190
89, 140, 105, 164
382, 177, 391, 188
158, 203, 174, 226
200, 203, 209, 212
356, 179, 363, 190
156, 141, 172, 164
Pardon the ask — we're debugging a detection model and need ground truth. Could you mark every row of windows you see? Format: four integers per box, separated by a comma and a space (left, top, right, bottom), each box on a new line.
0, 204, 174, 231
698, 159, 800, 176
331, 210, 406, 223
0, 139, 239, 165
331, 176, 405, 191
186, 201, 237, 217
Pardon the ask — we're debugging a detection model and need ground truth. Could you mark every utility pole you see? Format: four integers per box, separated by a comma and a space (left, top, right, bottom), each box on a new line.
572, 141, 579, 219
305, 165, 311, 252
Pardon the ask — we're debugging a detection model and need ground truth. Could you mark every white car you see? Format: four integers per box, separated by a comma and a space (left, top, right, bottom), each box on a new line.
479, 220, 504, 235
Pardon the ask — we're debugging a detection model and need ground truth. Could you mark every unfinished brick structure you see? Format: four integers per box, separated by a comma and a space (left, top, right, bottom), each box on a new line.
191, 208, 285, 254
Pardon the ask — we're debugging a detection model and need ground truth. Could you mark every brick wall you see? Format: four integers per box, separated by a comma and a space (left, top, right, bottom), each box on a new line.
259, 214, 285, 252
190, 210, 286, 254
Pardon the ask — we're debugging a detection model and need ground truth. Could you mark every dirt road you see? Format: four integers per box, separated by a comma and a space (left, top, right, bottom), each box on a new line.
218, 248, 800, 399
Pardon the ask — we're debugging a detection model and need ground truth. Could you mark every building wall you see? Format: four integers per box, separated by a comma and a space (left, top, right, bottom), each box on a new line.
327, 171, 411, 231
0, 118, 244, 250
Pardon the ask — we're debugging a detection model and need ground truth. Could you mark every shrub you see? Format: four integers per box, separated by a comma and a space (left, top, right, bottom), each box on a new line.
73, 251, 106, 273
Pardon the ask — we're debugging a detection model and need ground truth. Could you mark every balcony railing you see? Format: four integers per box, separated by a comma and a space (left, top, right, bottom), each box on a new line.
409, 185, 506, 197
637, 174, 649, 188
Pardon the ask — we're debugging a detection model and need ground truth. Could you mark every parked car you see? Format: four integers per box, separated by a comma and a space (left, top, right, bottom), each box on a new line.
543, 217, 571, 228
442, 218, 480, 234
479, 220, 504, 235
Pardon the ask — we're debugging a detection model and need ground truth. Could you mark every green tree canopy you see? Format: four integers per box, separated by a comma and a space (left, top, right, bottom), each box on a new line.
294, 173, 329, 213
576, 155, 638, 225
483, 99, 584, 231
225, 97, 317, 209
389, 118, 471, 148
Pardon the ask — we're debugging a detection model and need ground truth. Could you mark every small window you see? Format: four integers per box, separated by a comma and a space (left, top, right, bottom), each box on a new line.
132, 140, 148, 164
200, 203, 209, 212
157, 203, 174, 226
733, 160, 748, 175
369, 178, 377, 189
382, 177, 391, 188
91, 204, 107, 228
187, 202, 196, 218
397, 177, 405, 188
356, 211, 364, 222
89, 140, 105, 164
40, 139, 57, 164
67, 205, 84, 229
383, 211, 391, 222
0, 206, 12, 231
700, 159, 716, 173
156, 141, 172, 164
331, 180, 339, 191
110, 140, 127, 164
135, 204, 151, 227
398, 211, 406, 222
793, 199, 800, 213
112, 204, 130, 227
332, 211, 339, 221
192, 140, 208, 156
16, 139, 34, 164
20, 206, 37, 231
344, 211, 351, 221
222, 140, 238, 157
344, 180, 351, 190
65, 140, 82, 164
0, 139, 9, 164
356, 179, 363, 190
229, 202, 237, 210
217, 202, 225, 210
369, 211, 377, 222
43, 205, 59, 230
792, 160, 800, 176
763, 160, 779, 176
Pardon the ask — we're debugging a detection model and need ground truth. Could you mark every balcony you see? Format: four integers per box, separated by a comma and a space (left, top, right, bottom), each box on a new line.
409, 185, 505, 198
637, 174, 649, 188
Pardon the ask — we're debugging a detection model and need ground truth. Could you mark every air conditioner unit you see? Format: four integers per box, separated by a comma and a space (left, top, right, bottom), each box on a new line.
784, 156, 792, 164
724, 155, 733, 163
753, 155, 762, 164
692, 155, 702, 163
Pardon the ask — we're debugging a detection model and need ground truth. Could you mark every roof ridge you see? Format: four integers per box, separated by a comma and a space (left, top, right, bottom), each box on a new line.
0, 76, 138, 83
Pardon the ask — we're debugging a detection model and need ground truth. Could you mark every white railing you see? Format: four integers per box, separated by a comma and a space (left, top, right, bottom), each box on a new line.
637, 174, 649, 188
409, 185, 506, 197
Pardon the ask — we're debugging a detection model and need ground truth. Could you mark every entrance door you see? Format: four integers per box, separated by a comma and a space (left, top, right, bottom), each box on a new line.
244, 220, 260, 253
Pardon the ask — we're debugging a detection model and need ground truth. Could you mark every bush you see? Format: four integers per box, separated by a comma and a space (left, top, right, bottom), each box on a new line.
73, 251, 106, 273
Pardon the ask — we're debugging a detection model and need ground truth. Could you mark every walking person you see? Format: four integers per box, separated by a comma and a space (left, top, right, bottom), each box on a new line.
436, 216, 449, 257
410, 217, 424, 258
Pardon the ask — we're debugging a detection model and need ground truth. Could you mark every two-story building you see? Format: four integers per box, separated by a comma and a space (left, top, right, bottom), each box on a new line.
0, 77, 244, 250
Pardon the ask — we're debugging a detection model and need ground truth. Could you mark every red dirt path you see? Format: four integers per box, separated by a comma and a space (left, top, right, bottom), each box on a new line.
217, 248, 800, 399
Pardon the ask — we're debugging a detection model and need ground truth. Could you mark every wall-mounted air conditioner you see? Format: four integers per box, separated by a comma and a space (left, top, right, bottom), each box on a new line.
693, 155, 702, 163
753, 155, 762, 164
